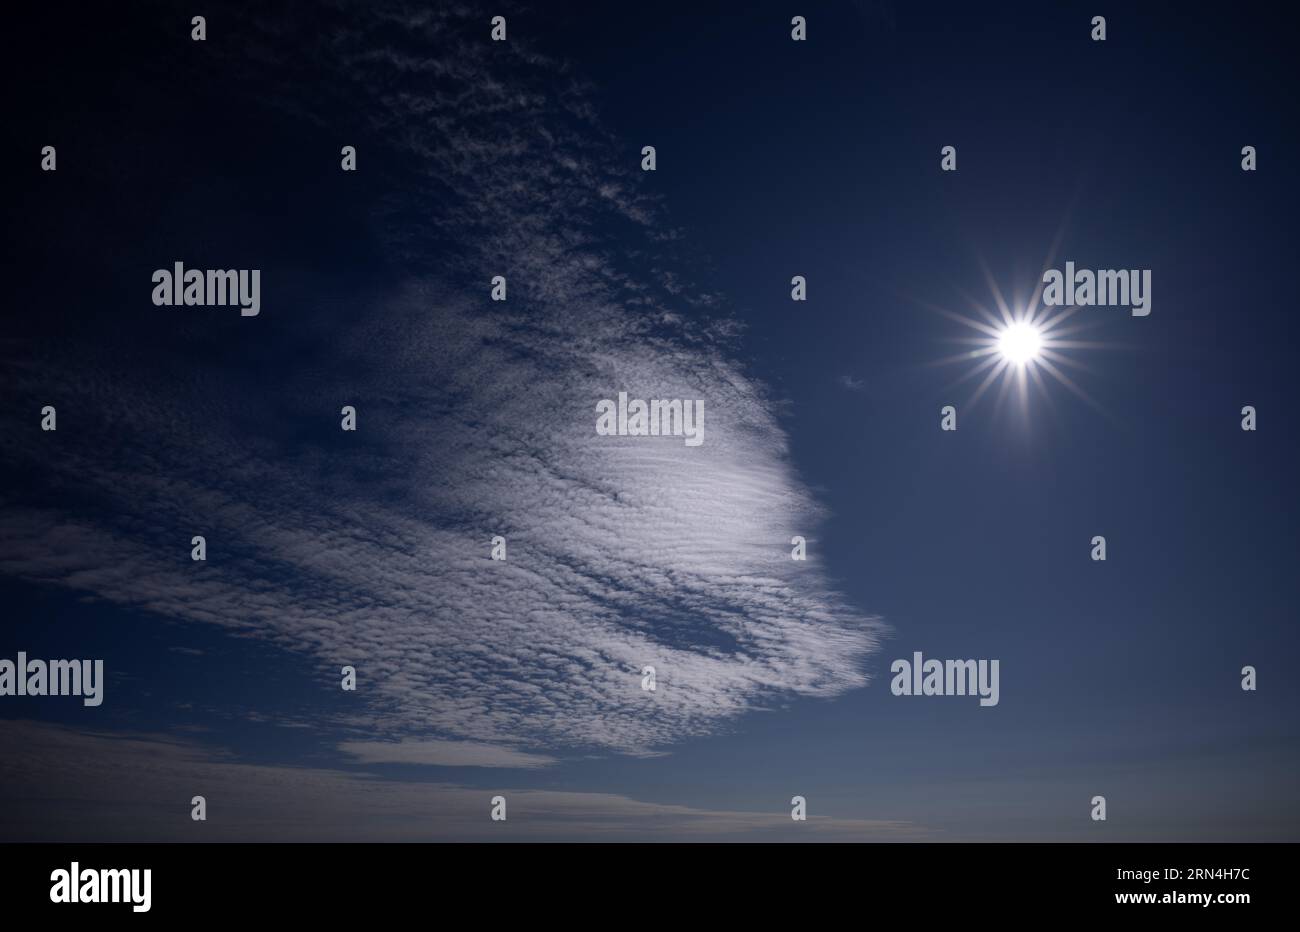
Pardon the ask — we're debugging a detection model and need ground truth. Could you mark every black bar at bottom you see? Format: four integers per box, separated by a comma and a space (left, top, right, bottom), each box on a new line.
0, 842, 1279, 919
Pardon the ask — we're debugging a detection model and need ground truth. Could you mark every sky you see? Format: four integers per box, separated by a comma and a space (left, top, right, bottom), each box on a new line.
1, 0, 1297, 841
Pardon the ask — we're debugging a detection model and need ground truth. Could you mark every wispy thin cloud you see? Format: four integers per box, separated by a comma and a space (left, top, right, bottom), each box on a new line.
340, 739, 558, 769
0, 721, 927, 842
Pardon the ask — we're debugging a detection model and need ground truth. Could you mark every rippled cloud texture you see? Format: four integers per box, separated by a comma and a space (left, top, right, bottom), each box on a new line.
0, 1, 882, 767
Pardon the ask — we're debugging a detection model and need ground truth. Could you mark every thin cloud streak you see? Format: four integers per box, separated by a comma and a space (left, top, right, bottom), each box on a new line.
0, 721, 927, 842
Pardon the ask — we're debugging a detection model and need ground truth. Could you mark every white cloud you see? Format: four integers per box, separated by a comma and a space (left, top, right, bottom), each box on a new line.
0, 1, 884, 763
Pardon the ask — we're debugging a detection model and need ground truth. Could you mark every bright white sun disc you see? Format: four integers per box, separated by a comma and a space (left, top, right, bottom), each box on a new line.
997, 322, 1042, 365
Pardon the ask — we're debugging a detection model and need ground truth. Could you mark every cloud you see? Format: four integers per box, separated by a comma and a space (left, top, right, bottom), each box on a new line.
0, 0, 884, 763
339, 739, 557, 769
0, 721, 927, 842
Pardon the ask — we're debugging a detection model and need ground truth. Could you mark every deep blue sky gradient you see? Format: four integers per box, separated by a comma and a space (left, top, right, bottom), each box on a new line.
2, 0, 1297, 840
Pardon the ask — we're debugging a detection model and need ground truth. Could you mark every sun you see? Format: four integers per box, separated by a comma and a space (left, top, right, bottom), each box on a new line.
922, 259, 1118, 420
997, 320, 1042, 366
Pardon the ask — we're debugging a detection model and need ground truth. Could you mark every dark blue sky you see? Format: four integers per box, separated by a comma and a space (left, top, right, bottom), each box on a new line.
2, 1, 1296, 841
